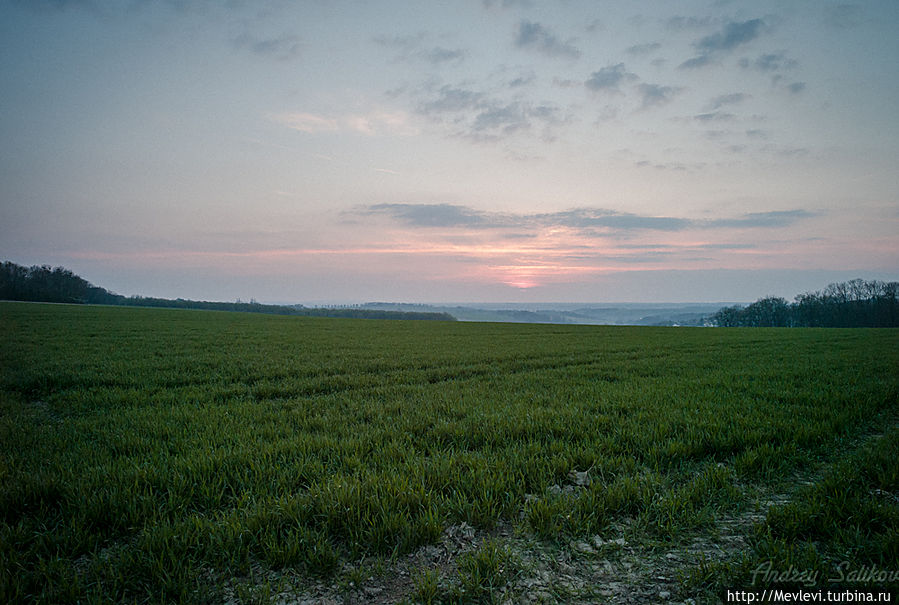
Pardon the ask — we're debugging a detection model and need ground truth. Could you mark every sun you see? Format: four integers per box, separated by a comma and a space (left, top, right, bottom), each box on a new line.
503, 278, 539, 289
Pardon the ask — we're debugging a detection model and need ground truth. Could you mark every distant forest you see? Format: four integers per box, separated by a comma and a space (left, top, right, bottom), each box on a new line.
0, 261, 454, 321
713, 279, 899, 327
4, 261, 897, 327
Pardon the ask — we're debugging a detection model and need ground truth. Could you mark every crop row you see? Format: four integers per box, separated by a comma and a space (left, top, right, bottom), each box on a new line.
1, 302, 897, 602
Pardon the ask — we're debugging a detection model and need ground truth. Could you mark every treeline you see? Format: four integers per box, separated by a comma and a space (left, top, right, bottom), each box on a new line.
0, 261, 455, 321
713, 279, 899, 327
1, 262, 118, 305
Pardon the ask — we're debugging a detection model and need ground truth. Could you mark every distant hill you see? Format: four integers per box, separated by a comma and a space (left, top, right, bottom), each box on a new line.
0, 261, 455, 321
355, 302, 727, 326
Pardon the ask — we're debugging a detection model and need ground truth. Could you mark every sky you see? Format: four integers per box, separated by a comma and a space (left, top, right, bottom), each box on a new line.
1, 0, 897, 304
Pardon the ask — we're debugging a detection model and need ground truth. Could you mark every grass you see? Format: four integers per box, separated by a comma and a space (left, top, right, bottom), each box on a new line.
1, 301, 897, 603
686, 426, 899, 599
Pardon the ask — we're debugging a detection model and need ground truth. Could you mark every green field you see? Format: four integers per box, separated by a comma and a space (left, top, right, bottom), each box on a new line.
2, 302, 897, 604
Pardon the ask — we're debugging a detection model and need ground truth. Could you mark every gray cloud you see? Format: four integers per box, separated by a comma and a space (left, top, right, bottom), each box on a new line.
508, 72, 536, 87
762, 145, 810, 157
585, 19, 604, 33
472, 103, 529, 134
358, 204, 815, 233
548, 208, 693, 231
694, 243, 758, 250
584, 63, 637, 93
363, 203, 492, 228
414, 84, 562, 143
707, 92, 751, 110
707, 210, 815, 229
418, 85, 484, 114
766, 73, 807, 94
470, 102, 562, 141
739, 51, 797, 72
373, 33, 422, 50
703, 129, 730, 140
232, 32, 301, 61
515, 20, 581, 59
679, 18, 766, 69
638, 83, 682, 109
666, 15, 718, 31
373, 34, 466, 65
635, 160, 694, 172
423, 47, 466, 64
696, 18, 765, 53
694, 111, 736, 122
363, 204, 693, 232
678, 55, 715, 70
625, 42, 661, 56
553, 77, 581, 88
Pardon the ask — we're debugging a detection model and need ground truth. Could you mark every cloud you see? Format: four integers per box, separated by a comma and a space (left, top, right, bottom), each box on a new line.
272, 111, 418, 136
414, 84, 562, 142
761, 145, 810, 157
357, 204, 816, 233
417, 86, 484, 114
342, 112, 418, 136
273, 112, 338, 133
702, 129, 731, 140
553, 77, 581, 88
786, 82, 806, 94
424, 47, 466, 64
550, 208, 692, 231
373, 33, 466, 65
666, 15, 718, 31
515, 20, 581, 59
364, 203, 491, 228
693, 111, 736, 122
585, 19, 603, 33
634, 159, 710, 172
708, 210, 816, 229
679, 18, 766, 69
697, 243, 758, 250
707, 92, 751, 110
362, 204, 693, 232
637, 83, 682, 109
232, 32, 302, 61
470, 102, 562, 141
472, 103, 530, 134
508, 72, 536, 87
696, 18, 765, 53
625, 42, 661, 56
678, 55, 716, 70
372, 33, 422, 49
483, 0, 532, 8
739, 51, 797, 72
584, 63, 637, 93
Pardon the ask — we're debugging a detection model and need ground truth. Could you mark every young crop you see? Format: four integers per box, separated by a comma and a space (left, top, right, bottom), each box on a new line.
1, 302, 897, 603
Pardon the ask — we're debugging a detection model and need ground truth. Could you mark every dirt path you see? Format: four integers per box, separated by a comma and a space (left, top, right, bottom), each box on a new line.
222, 425, 896, 605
